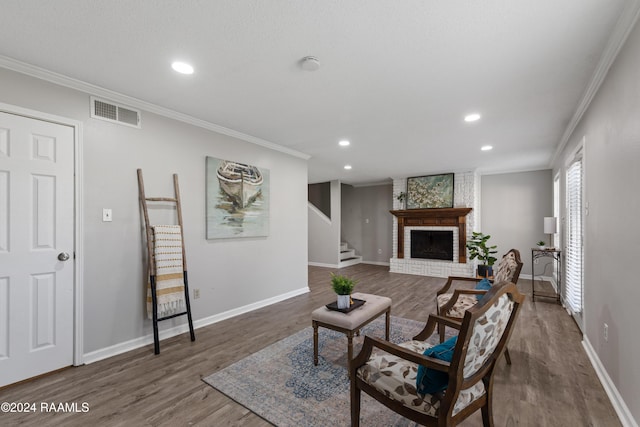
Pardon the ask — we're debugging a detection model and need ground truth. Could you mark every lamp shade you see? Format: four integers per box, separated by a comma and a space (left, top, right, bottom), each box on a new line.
544, 217, 557, 234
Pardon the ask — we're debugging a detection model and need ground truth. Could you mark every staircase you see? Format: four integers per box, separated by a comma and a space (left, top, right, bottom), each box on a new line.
339, 242, 362, 268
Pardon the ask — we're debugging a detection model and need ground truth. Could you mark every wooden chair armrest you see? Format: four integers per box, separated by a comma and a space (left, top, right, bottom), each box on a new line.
438, 288, 486, 318
455, 289, 486, 295
351, 336, 450, 377
436, 276, 482, 296
413, 313, 462, 341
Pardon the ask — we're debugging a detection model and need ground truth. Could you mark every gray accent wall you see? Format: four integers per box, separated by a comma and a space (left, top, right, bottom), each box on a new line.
481, 170, 553, 277
340, 184, 362, 256
308, 182, 331, 218
358, 184, 393, 264
341, 183, 393, 264
0, 67, 309, 356
308, 180, 341, 266
551, 17, 640, 424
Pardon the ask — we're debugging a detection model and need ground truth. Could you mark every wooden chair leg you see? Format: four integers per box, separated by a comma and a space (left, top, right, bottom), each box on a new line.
350, 380, 361, 427
504, 347, 512, 365
481, 401, 493, 427
481, 378, 494, 427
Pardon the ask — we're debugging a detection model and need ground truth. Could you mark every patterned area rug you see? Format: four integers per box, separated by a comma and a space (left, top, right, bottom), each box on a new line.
203, 316, 446, 427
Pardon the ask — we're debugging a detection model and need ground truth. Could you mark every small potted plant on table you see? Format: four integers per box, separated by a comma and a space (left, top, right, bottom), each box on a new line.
331, 273, 356, 309
536, 240, 547, 250
466, 232, 498, 278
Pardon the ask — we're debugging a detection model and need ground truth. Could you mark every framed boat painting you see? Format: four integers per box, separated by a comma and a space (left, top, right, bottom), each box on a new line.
206, 156, 270, 239
406, 173, 454, 209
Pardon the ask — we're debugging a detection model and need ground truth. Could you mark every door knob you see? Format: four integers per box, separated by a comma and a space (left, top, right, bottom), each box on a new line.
58, 252, 70, 261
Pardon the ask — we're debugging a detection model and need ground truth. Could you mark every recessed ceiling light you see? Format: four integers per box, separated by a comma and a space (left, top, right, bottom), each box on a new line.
171, 61, 194, 75
481, 145, 493, 151
344, 165, 352, 170
339, 140, 350, 147
464, 113, 481, 122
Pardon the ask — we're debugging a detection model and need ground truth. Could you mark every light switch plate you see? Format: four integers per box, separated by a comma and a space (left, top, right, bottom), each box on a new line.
103, 208, 112, 222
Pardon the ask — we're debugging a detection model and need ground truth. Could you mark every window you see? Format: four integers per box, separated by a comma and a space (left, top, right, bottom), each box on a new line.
565, 149, 583, 325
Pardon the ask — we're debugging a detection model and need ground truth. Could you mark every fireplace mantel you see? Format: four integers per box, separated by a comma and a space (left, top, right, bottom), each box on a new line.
390, 208, 473, 262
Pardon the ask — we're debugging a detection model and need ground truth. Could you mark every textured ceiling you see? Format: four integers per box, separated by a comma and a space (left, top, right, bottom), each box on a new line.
0, 0, 636, 184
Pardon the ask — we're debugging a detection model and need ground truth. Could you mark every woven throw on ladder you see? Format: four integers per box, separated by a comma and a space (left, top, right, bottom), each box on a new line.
147, 225, 186, 319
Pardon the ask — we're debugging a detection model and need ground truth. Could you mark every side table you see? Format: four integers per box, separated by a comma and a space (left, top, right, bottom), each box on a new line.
531, 248, 562, 303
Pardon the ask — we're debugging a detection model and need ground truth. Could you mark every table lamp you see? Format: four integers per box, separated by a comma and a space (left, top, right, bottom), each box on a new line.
544, 217, 557, 249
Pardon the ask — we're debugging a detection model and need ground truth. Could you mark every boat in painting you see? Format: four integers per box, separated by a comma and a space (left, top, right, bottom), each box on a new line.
216, 160, 264, 208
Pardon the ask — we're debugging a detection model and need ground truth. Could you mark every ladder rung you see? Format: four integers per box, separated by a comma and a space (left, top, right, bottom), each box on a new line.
146, 197, 178, 202
158, 311, 189, 321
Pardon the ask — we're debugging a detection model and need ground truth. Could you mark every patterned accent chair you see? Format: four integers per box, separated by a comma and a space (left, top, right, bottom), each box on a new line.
436, 249, 522, 364
350, 281, 524, 427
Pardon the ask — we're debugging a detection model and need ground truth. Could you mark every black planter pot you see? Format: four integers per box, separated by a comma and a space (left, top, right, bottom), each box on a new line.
477, 265, 494, 278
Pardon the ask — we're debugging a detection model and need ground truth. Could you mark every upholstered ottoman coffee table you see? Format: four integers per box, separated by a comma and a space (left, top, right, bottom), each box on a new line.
311, 292, 391, 375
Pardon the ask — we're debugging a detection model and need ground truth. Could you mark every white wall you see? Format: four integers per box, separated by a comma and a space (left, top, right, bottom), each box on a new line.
552, 19, 640, 425
0, 67, 309, 356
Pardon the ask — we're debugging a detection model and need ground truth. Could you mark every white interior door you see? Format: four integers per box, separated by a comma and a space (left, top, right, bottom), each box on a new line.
0, 111, 75, 387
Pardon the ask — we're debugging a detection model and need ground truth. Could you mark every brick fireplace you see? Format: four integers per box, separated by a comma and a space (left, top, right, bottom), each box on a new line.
390, 172, 479, 278
390, 207, 472, 262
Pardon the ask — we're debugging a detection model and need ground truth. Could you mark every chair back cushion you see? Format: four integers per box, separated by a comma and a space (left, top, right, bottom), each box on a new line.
494, 250, 519, 283
462, 292, 515, 378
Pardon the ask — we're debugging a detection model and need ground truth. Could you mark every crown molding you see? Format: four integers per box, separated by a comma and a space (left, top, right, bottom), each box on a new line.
550, 0, 640, 167
0, 55, 311, 161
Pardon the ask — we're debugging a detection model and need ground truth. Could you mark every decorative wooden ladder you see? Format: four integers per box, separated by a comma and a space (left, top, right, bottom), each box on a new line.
137, 169, 195, 354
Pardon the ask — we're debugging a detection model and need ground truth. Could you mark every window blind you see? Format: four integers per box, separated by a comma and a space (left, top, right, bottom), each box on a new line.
565, 157, 583, 314
553, 176, 560, 284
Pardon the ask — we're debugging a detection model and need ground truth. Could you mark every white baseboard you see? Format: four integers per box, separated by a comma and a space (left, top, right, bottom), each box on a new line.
582, 336, 638, 427
308, 261, 339, 268
520, 273, 552, 281
309, 261, 390, 268
521, 274, 556, 288
83, 286, 310, 364
361, 261, 390, 266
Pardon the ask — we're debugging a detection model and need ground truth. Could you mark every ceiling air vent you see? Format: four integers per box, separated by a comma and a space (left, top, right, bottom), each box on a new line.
90, 96, 141, 128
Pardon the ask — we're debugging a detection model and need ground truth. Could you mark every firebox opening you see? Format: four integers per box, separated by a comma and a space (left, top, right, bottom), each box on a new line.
410, 230, 454, 261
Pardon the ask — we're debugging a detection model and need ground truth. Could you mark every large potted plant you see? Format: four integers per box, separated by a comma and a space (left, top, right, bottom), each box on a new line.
466, 232, 498, 277
331, 273, 356, 309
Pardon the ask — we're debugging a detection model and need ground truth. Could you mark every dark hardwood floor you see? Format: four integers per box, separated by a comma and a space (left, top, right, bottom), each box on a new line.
1, 264, 620, 426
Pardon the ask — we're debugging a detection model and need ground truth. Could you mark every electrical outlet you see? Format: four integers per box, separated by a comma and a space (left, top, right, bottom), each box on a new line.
193, 288, 200, 299
378, 248, 382, 254
604, 323, 608, 342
